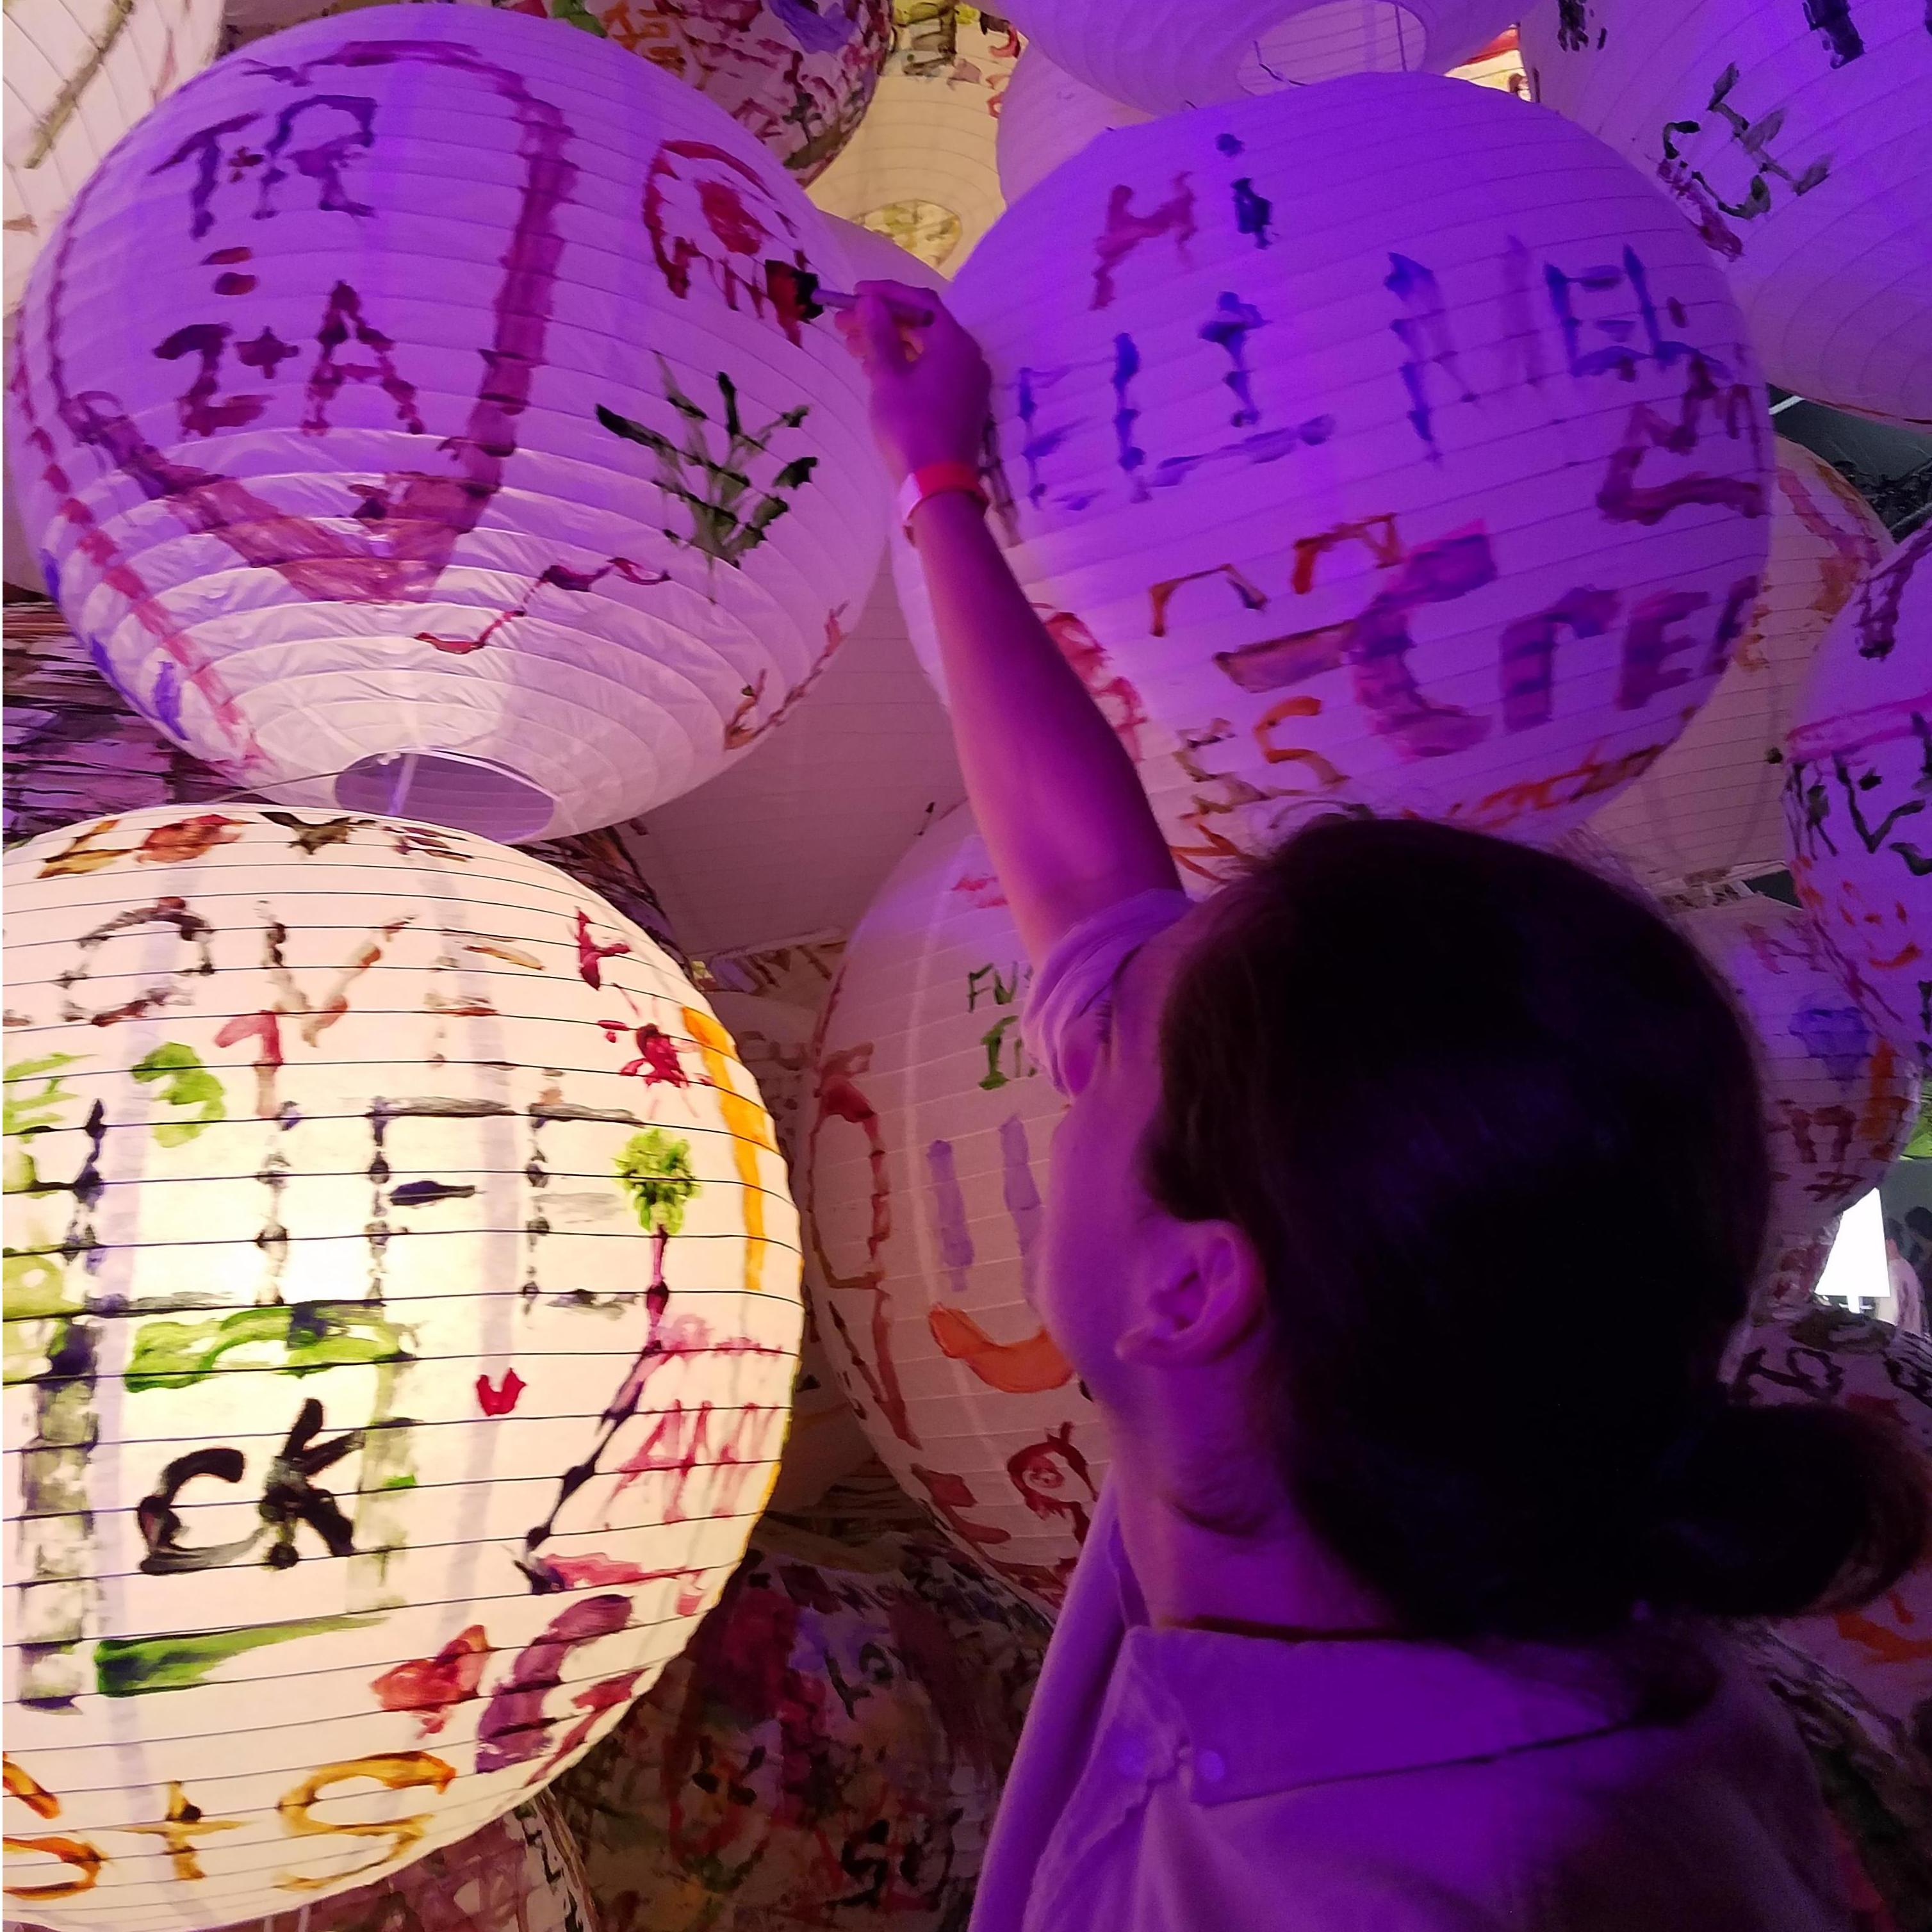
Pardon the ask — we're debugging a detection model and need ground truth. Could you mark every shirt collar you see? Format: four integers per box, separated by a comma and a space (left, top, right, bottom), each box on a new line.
1114, 1623, 1666, 1806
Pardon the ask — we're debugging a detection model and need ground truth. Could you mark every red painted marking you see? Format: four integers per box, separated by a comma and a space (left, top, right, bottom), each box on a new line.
476, 1368, 525, 1416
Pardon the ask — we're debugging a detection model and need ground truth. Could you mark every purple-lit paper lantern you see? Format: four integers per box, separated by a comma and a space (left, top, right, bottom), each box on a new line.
997, 0, 1522, 113
1521, 0, 1932, 428
908, 75, 1773, 884
6, 4, 886, 842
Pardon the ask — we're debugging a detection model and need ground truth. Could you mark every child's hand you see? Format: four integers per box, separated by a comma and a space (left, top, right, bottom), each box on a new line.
837, 280, 992, 486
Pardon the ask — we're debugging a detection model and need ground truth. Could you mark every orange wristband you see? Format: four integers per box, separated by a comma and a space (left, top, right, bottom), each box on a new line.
897, 461, 988, 541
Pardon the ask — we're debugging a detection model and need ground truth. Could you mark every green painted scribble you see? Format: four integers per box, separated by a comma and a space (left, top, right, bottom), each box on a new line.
95, 1612, 384, 1698
4, 1054, 86, 1353
615, 1129, 698, 1236
4, 1052, 86, 1195
129, 1043, 227, 1147
381, 1473, 418, 1491
597, 360, 818, 571
126, 1303, 406, 1393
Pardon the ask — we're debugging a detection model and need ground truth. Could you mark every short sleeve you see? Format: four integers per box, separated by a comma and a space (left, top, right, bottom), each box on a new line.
1021, 889, 1193, 1095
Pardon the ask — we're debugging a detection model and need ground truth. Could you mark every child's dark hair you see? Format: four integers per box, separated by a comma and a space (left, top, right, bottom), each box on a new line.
1145, 815, 1927, 1642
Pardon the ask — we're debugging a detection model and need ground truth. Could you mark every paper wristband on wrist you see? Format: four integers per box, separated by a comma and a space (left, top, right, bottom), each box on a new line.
897, 462, 988, 540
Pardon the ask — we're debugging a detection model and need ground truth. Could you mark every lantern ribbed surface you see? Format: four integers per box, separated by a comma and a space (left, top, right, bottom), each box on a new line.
1591, 441, 1891, 889
802, 807, 1102, 1612
1782, 526, 1932, 1070
908, 74, 1772, 883
6, 4, 887, 842
2, 805, 800, 1928
997, 0, 1521, 113
995, 48, 1149, 206
3, 0, 224, 316
1521, 0, 1932, 428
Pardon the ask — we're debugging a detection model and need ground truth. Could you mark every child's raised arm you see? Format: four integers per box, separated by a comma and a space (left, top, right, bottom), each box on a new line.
843, 281, 1179, 967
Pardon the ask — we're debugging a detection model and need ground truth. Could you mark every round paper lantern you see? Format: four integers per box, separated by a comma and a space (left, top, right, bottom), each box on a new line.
1783, 526, 1932, 1069
995, 47, 1148, 205
3, 0, 223, 316
550, 1515, 1048, 1932
1589, 441, 1891, 889
806, 6, 1021, 272
997, 0, 1519, 113
240, 1796, 594, 1932
822, 211, 954, 295
803, 806, 1104, 1610
1520, 0, 1932, 427
1, 805, 799, 1928
913, 75, 1773, 884
6, 3, 887, 844
224, 0, 894, 184
1678, 894, 1919, 1260
1446, 26, 1527, 95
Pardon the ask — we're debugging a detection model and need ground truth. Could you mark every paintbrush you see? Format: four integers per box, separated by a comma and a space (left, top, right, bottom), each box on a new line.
770, 260, 935, 327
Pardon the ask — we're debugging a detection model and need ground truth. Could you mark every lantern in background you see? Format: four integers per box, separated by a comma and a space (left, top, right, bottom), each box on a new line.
550, 1516, 1048, 1932
1783, 527, 1932, 1069
997, 0, 1519, 113
807, 3, 1022, 271
996, 47, 1148, 204
3, 0, 223, 315
1521, 0, 1932, 428
803, 806, 1103, 1610
224, 0, 894, 184
914, 75, 1772, 883
7, 5, 887, 843
1679, 893, 1919, 1264
824, 209, 956, 293
2, 806, 799, 1926
243, 1797, 593, 1932
1447, 26, 1527, 94
1591, 442, 1890, 889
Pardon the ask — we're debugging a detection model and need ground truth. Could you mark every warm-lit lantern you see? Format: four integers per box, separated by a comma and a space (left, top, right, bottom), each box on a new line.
1590, 442, 1890, 889
243, 1797, 593, 1932
551, 1515, 1047, 1931
2, 0, 223, 315
2, 805, 799, 1927
1679, 892, 1919, 1262
823, 211, 955, 294
911, 74, 1772, 884
224, 0, 894, 184
1446, 26, 1527, 94
6, 4, 887, 843
995, 47, 1148, 206
803, 806, 1104, 1610
1520, 0, 1932, 428
1783, 527, 1932, 1068
806, 4, 1022, 271
997, 0, 1519, 113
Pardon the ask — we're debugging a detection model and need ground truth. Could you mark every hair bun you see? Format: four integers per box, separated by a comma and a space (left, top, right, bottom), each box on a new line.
1644, 1401, 1928, 1621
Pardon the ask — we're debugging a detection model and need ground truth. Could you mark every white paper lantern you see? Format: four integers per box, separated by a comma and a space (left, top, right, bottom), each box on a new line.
1446, 26, 1527, 95
1, 805, 800, 1929
1520, 0, 1932, 428
995, 48, 1148, 206
1783, 526, 1932, 1070
997, 0, 1520, 113
223, 0, 894, 184
803, 806, 1103, 1612
1680, 894, 1919, 1255
1589, 441, 1890, 888
912, 75, 1773, 885
6, 4, 887, 844
3, 0, 224, 317
806, 6, 1022, 272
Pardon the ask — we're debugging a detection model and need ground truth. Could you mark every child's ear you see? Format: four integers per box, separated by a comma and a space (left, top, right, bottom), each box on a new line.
1115, 1220, 1266, 1368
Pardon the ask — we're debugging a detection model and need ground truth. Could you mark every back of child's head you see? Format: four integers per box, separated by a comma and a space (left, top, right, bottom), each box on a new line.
1145, 815, 1926, 1642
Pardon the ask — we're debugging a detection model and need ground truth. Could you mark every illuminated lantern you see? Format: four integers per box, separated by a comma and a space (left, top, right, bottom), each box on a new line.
245, 1797, 594, 1932
996, 0, 1520, 113
1783, 527, 1932, 1068
1520, 0, 1932, 428
550, 1518, 1047, 1932
1679, 894, 1919, 1261
806, 4, 1022, 272
1446, 26, 1527, 94
824, 211, 954, 293
3, 0, 223, 316
2, 805, 800, 1926
224, 0, 894, 184
919, 74, 1772, 883
1591, 442, 1890, 889
6, 4, 887, 842
803, 806, 1104, 1610
996, 47, 1149, 205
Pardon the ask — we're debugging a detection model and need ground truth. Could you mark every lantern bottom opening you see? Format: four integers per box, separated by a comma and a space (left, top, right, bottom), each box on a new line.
335, 750, 557, 842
